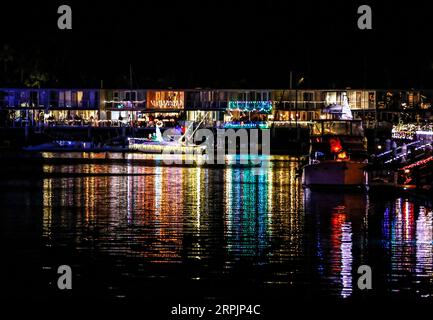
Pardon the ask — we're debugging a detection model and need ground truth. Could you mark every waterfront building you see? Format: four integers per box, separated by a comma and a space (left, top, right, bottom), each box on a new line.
224, 89, 273, 128
323, 90, 376, 120
375, 90, 433, 123
1, 87, 432, 128
101, 89, 146, 126
145, 90, 185, 127
101, 89, 184, 127
272, 89, 321, 127
271, 89, 375, 127
184, 89, 273, 128
185, 89, 226, 127
0, 88, 100, 126
272, 89, 433, 126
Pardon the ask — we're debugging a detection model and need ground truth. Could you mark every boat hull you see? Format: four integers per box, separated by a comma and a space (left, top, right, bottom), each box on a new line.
128, 141, 205, 154
302, 161, 367, 188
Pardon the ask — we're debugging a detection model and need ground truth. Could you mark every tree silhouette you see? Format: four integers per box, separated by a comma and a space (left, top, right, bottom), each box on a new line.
0, 44, 15, 81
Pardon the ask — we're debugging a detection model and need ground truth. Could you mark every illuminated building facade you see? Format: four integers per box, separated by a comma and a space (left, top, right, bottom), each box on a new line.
1, 88, 432, 127
0, 88, 100, 126
185, 89, 227, 127
375, 90, 433, 123
145, 90, 185, 127
101, 89, 146, 125
272, 89, 377, 126
184, 89, 273, 128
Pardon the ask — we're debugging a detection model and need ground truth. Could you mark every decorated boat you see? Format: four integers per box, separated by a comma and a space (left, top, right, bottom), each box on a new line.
302, 95, 369, 188
128, 122, 206, 154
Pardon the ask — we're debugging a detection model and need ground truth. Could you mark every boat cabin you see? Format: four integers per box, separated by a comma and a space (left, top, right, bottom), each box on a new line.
309, 120, 367, 162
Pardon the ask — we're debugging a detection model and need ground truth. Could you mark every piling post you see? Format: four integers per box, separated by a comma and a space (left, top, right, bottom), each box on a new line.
24, 124, 29, 143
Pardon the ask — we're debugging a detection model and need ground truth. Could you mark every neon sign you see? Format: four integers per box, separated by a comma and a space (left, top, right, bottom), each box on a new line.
150, 100, 183, 108
228, 101, 272, 113
147, 91, 184, 109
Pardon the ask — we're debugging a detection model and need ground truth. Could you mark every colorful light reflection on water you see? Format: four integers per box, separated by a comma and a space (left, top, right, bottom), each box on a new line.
1, 153, 433, 300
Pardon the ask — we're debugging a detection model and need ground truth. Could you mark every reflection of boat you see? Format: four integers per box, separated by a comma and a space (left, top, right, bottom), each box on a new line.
302, 109, 368, 188
303, 188, 368, 298
304, 188, 368, 216
128, 137, 205, 154
128, 123, 206, 154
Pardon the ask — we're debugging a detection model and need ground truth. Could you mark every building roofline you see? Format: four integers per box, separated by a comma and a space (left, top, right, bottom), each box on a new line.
0, 87, 430, 91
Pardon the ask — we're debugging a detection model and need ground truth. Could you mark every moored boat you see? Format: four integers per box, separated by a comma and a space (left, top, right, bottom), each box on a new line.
127, 137, 205, 154
127, 122, 206, 154
302, 159, 367, 187
302, 96, 369, 188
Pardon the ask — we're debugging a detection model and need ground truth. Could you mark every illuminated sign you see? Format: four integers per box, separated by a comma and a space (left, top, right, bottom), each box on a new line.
228, 101, 272, 113
150, 100, 183, 108
147, 91, 184, 109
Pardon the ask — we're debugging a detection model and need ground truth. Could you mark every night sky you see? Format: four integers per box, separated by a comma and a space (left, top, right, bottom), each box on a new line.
1, 0, 433, 89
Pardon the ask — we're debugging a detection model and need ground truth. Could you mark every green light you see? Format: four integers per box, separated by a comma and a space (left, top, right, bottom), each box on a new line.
228, 101, 272, 113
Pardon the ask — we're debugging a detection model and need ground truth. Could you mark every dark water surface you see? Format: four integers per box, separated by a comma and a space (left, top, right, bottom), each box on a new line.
1, 153, 433, 304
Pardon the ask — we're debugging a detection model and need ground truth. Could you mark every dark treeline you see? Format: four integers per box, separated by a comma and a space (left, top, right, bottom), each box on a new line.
2, 1, 433, 89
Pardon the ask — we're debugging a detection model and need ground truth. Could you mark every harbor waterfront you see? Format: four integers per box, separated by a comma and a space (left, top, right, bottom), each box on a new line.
6, 0, 433, 314
0, 87, 429, 156
1, 88, 431, 130
1, 153, 433, 303
1, 87, 433, 305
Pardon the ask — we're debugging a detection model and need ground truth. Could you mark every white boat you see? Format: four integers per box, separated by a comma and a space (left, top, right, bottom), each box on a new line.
128, 137, 205, 154
128, 123, 206, 154
302, 97, 369, 188
302, 160, 367, 187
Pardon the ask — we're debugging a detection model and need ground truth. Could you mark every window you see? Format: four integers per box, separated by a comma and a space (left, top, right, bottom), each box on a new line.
77, 91, 83, 106
125, 91, 136, 101
50, 91, 59, 108
29, 91, 38, 107
356, 91, 362, 109
368, 92, 375, 109
65, 91, 72, 107
59, 91, 65, 107
71, 91, 77, 108
113, 91, 119, 101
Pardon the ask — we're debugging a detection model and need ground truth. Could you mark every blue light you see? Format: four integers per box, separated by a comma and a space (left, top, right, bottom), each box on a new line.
228, 101, 272, 113
223, 121, 269, 129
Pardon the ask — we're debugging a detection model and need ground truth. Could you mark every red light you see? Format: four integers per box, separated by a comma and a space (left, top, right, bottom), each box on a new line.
330, 137, 343, 154
400, 156, 433, 171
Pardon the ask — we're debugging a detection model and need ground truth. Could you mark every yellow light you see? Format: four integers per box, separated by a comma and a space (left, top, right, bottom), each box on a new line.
337, 151, 348, 160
